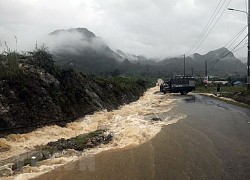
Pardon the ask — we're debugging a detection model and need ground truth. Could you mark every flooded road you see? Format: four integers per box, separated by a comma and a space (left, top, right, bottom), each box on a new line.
34, 94, 250, 180
0, 87, 185, 179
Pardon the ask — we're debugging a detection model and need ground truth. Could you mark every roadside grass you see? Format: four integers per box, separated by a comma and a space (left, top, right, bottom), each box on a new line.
194, 86, 250, 109
194, 86, 246, 94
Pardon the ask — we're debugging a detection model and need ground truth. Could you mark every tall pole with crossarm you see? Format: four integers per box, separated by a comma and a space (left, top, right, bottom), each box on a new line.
183, 54, 186, 77
228, 3, 250, 90
247, 0, 250, 90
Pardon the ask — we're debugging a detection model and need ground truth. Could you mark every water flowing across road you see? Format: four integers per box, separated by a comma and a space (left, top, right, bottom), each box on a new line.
34, 93, 250, 180
0, 87, 186, 179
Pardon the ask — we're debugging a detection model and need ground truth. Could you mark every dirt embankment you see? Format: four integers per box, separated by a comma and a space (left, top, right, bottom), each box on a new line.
0, 51, 147, 136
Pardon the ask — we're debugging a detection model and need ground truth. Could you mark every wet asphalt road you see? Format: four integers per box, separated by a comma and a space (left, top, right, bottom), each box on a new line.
35, 94, 250, 180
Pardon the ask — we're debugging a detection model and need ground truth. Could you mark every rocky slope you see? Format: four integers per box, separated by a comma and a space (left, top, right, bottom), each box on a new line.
0, 50, 147, 136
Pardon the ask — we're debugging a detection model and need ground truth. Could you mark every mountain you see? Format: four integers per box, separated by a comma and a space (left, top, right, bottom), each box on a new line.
47, 28, 158, 76
238, 57, 247, 64
116, 49, 146, 61
48, 28, 123, 74
47, 28, 246, 77
159, 47, 246, 76
116, 49, 158, 66
50, 28, 96, 39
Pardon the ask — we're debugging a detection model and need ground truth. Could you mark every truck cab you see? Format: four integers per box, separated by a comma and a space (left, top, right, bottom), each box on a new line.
162, 76, 195, 95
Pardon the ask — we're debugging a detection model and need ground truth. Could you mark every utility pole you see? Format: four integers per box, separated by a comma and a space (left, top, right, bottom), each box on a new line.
205, 60, 208, 77
183, 54, 186, 77
228, 6, 250, 90
191, 68, 194, 77
248, 0, 250, 90
146, 66, 149, 86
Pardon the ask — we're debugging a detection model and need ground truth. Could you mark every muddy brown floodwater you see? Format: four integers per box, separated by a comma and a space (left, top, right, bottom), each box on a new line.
1, 87, 186, 179
33, 94, 250, 180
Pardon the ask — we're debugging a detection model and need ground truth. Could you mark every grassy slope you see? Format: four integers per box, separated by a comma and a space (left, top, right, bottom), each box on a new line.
194, 86, 250, 108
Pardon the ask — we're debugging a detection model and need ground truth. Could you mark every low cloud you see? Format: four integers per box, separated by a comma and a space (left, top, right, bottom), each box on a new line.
44, 29, 110, 56
0, 0, 248, 58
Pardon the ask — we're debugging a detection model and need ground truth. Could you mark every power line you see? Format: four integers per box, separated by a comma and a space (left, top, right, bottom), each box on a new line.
208, 35, 247, 72
185, 0, 224, 55
190, 0, 232, 55
232, 40, 248, 53
245, 0, 248, 13
208, 34, 248, 72
209, 25, 248, 64
224, 25, 247, 49
187, 0, 231, 55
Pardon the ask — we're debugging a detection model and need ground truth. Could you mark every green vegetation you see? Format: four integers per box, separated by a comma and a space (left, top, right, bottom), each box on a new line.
0, 48, 149, 134
29, 46, 55, 74
0, 51, 24, 78
40, 129, 109, 153
194, 85, 250, 107
11, 129, 111, 171
194, 86, 246, 94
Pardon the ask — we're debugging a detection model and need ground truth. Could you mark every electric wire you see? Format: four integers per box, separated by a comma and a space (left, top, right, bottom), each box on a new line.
232, 40, 248, 53
190, 0, 232, 56
185, 0, 224, 55
245, 0, 248, 13
186, 0, 232, 56
224, 25, 247, 49
209, 25, 248, 63
208, 34, 248, 72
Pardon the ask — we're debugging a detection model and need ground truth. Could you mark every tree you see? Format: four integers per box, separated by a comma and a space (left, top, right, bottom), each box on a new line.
31, 45, 55, 74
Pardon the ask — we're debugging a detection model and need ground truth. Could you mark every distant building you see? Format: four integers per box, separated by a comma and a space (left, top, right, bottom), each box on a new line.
214, 81, 229, 85
233, 81, 243, 86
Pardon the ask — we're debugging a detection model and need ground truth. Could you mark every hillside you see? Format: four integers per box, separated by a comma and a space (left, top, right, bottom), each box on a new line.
48, 28, 123, 74
159, 47, 246, 76
46, 28, 246, 77
47, 28, 160, 76
0, 49, 147, 136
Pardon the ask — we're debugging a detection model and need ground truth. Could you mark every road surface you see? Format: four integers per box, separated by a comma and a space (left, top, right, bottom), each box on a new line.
34, 94, 250, 180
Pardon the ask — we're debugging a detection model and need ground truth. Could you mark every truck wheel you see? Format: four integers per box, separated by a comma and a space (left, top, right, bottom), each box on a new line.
182, 90, 188, 95
181, 90, 188, 95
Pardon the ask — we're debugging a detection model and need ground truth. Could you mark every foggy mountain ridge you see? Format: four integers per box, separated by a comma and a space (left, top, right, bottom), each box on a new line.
159, 47, 245, 76
47, 27, 246, 76
47, 27, 157, 75
116, 49, 158, 65
49, 28, 96, 39
47, 28, 124, 74
191, 47, 235, 62
238, 57, 247, 64
48, 27, 118, 57
116, 49, 148, 61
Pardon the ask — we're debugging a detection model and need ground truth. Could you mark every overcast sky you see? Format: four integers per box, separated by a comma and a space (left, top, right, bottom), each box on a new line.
0, 0, 248, 58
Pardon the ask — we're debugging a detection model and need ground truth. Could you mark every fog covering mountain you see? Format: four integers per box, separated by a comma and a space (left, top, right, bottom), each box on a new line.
48, 28, 123, 74
47, 28, 153, 76
238, 57, 247, 64
48, 28, 246, 77
159, 47, 246, 76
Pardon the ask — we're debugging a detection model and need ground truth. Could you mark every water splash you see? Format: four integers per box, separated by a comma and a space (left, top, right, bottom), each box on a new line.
0, 87, 186, 179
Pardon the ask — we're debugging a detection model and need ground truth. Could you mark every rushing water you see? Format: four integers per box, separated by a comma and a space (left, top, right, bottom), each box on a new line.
0, 87, 186, 179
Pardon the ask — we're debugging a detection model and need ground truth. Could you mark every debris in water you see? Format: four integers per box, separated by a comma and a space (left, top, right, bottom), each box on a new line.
0, 129, 113, 176
152, 117, 162, 121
